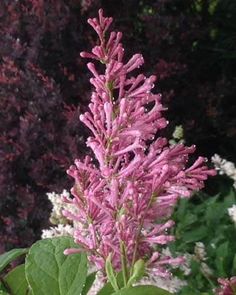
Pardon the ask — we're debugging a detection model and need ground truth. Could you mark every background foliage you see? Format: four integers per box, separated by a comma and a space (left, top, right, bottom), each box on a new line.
170, 185, 236, 294
0, 0, 235, 251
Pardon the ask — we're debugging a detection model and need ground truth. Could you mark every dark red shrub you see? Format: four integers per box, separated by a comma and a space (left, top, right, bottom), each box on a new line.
0, 0, 89, 251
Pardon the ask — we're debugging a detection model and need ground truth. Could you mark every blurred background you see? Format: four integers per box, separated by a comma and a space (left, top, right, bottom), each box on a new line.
0, 0, 235, 255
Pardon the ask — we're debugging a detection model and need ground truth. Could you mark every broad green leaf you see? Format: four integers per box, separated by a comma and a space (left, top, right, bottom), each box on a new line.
0, 248, 28, 273
4, 264, 28, 295
113, 285, 172, 295
25, 237, 87, 295
81, 272, 96, 295
0, 291, 9, 295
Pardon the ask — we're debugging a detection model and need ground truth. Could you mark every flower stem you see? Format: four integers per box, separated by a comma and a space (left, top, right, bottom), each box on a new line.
120, 240, 129, 287
130, 192, 157, 276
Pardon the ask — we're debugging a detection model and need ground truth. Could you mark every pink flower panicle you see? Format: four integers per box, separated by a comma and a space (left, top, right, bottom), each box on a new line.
64, 9, 216, 277
216, 277, 236, 295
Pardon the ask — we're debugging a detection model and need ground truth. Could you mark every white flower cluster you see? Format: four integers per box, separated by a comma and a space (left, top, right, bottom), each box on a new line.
194, 242, 213, 277
41, 190, 76, 239
137, 274, 187, 293
46, 189, 75, 225
212, 154, 236, 225
194, 242, 207, 261
228, 204, 236, 225
212, 154, 236, 188
41, 224, 74, 239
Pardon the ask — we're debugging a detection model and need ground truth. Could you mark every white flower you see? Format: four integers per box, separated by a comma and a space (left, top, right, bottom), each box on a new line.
87, 272, 104, 295
200, 262, 213, 277
137, 273, 187, 293
228, 204, 236, 224
41, 224, 74, 239
47, 190, 77, 224
194, 242, 207, 261
212, 154, 236, 187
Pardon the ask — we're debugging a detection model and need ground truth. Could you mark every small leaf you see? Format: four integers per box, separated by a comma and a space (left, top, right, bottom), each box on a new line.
232, 254, 236, 273
98, 272, 124, 295
182, 226, 207, 243
179, 213, 198, 230
105, 254, 119, 292
113, 285, 172, 295
25, 237, 87, 295
0, 248, 28, 273
127, 259, 145, 287
81, 272, 96, 295
3, 264, 28, 295
215, 242, 229, 276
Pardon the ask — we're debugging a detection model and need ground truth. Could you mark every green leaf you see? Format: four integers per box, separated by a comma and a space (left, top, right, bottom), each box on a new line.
113, 285, 172, 295
98, 272, 124, 295
25, 237, 87, 295
232, 254, 236, 274
215, 241, 229, 276
97, 282, 114, 295
0, 248, 28, 273
127, 259, 145, 287
181, 213, 198, 228
176, 199, 188, 218
81, 272, 96, 295
105, 254, 119, 292
182, 226, 208, 243
0, 283, 8, 294
3, 264, 28, 295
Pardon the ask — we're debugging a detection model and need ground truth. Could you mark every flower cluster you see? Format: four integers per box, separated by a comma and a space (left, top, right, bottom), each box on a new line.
41, 190, 75, 239
63, 9, 215, 278
47, 190, 75, 225
216, 277, 236, 295
228, 205, 236, 225
212, 154, 236, 188
41, 224, 74, 239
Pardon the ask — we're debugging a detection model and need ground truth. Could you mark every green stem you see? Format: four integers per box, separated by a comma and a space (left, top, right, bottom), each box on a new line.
130, 193, 157, 276
120, 241, 129, 287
